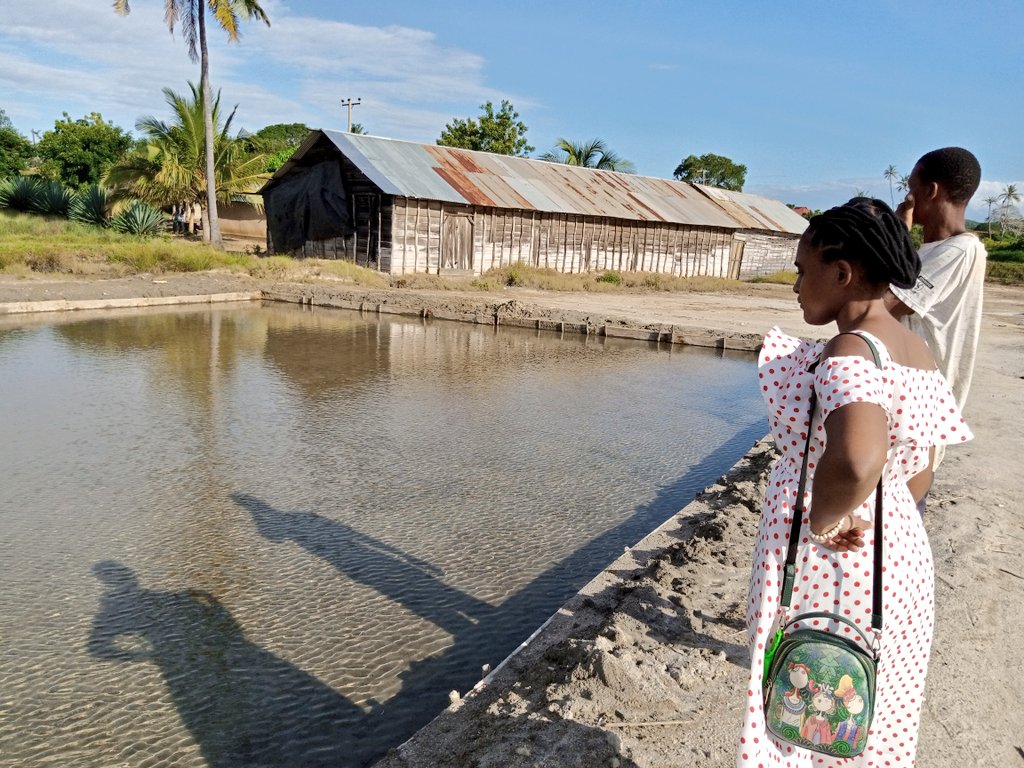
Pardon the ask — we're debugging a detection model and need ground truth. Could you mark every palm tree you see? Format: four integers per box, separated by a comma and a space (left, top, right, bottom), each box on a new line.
105, 83, 268, 229
997, 184, 1021, 233
896, 175, 910, 195
539, 138, 635, 173
883, 165, 899, 208
113, 0, 270, 248
983, 195, 999, 236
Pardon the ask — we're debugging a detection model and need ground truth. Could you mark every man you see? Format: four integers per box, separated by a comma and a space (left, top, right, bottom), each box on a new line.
886, 147, 986, 477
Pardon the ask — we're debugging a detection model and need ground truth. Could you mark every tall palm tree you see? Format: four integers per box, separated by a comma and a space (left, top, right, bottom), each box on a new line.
983, 195, 999, 236
105, 83, 268, 227
539, 138, 635, 173
998, 184, 1021, 233
113, 0, 270, 248
896, 175, 910, 195
883, 165, 899, 207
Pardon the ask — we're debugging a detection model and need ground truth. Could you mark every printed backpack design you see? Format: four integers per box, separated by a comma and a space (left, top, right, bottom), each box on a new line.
763, 627, 876, 758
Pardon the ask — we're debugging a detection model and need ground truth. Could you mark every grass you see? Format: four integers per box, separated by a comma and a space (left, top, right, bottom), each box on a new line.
0, 210, 388, 287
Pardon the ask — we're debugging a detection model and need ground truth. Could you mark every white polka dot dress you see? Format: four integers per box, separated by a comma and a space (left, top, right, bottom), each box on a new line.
738, 328, 972, 768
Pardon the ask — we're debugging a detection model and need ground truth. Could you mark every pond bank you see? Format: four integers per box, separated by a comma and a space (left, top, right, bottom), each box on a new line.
0, 273, 1020, 767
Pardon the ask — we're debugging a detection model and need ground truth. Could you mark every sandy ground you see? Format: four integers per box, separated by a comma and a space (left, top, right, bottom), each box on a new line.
1, 273, 1021, 767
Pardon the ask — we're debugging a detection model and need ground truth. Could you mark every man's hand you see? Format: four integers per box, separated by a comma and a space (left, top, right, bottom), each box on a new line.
895, 194, 914, 231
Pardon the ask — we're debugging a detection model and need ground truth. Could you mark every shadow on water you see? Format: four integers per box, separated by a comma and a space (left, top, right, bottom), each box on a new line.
85, 426, 762, 768
88, 561, 368, 768
225, 420, 760, 766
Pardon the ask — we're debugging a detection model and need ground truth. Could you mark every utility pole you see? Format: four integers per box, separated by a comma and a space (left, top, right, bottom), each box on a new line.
340, 98, 361, 132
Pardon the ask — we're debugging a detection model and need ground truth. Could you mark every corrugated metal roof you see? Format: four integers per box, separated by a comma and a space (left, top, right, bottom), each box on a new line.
265, 130, 807, 235
691, 184, 809, 235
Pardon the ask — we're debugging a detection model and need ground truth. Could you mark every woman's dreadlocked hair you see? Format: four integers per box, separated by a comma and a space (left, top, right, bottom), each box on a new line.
803, 197, 921, 289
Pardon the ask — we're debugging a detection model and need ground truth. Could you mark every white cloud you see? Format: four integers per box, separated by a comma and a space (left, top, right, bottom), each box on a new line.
0, 0, 522, 141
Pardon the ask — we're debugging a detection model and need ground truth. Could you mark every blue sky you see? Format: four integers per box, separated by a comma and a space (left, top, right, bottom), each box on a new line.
1, 0, 1021, 218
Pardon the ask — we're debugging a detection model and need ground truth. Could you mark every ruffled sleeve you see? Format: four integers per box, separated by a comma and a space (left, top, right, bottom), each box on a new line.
758, 327, 824, 450
813, 354, 888, 423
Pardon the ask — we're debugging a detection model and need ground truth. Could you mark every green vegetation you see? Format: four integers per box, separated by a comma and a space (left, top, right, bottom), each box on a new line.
984, 234, 1024, 284
0, 210, 387, 285
0, 109, 33, 178
35, 113, 134, 190
539, 139, 635, 173
113, 0, 271, 249
437, 100, 534, 157
105, 83, 268, 224
749, 270, 797, 285
673, 153, 747, 191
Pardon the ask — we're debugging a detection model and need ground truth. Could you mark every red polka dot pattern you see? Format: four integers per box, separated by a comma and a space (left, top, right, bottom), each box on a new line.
737, 328, 973, 768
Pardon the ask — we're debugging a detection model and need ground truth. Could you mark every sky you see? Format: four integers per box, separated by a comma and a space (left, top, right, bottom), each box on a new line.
1, 0, 1021, 219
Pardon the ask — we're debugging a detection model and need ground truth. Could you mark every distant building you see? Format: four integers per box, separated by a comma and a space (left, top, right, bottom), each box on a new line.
260, 131, 807, 279
791, 206, 812, 218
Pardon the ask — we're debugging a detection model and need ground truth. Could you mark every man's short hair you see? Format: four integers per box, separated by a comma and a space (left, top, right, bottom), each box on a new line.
916, 147, 981, 204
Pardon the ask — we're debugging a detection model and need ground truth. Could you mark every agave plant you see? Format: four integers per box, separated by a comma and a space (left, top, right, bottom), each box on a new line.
0, 176, 43, 211
31, 181, 77, 217
69, 185, 111, 227
109, 201, 167, 236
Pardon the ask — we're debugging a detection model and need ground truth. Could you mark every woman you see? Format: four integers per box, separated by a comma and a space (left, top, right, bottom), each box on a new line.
738, 198, 972, 767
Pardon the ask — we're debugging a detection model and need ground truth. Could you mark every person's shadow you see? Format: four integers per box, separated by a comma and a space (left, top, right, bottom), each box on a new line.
238, 497, 498, 636
88, 561, 368, 768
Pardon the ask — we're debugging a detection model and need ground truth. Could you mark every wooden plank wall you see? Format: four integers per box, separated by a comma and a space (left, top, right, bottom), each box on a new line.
389, 199, 774, 278
733, 230, 800, 278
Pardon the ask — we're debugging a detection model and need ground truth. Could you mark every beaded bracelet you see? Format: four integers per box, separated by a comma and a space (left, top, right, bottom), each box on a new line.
809, 517, 844, 543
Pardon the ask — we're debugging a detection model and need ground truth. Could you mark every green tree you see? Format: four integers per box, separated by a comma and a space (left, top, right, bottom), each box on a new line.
114, 0, 270, 247
883, 164, 899, 208
350, 123, 367, 135
242, 122, 311, 173
437, 100, 533, 156
35, 112, 133, 189
105, 83, 267, 230
673, 153, 746, 191
0, 109, 34, 179
538, 138, 635, 173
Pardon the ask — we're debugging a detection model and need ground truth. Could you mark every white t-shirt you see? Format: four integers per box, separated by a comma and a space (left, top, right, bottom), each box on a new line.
891, 232, 986, 412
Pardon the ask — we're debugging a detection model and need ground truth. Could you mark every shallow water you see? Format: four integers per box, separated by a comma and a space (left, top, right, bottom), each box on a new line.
0, 302, 765, 767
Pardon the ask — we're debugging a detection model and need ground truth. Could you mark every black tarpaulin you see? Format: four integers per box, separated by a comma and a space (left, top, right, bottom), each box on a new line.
263, 161, 352, 252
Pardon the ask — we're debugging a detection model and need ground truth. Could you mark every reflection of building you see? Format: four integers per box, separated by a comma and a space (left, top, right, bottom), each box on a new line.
260, 132, 807, 279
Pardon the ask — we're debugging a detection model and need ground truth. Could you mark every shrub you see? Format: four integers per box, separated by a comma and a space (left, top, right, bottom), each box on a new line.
986, 261, 1024, 285
69, 185, 110, 227
597, 270, 622, 284
109, 202, 166, 236
504, 261, 529, 286
31, 181, 76, 217
0, 177, 43, 211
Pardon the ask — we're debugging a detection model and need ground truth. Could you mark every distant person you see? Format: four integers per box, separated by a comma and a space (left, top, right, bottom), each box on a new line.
885, 147, 986, 417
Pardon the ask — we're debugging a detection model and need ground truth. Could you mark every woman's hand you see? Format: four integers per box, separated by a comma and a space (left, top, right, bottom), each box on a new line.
813, 514, 866, 552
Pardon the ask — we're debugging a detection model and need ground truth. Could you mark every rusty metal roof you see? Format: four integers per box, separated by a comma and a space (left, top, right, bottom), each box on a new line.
690, 184, 808, 234
265, 130, 806, 235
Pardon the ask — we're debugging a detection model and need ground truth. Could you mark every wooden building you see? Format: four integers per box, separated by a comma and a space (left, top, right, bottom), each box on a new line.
260, 131, 807, 279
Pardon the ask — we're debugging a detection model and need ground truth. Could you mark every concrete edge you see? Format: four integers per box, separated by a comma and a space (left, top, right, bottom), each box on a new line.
0, 291, 262, 315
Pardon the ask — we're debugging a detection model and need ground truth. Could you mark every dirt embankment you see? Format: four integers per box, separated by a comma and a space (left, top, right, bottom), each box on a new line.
1, 274, 1021, 767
